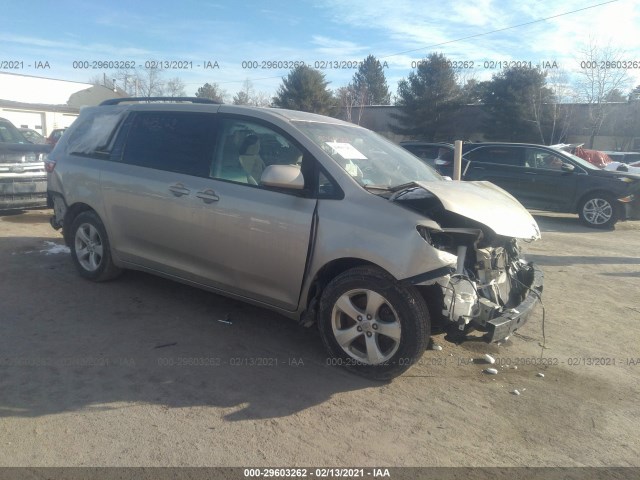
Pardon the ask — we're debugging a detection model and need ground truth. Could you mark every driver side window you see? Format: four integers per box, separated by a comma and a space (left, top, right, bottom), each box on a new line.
527, 149, 565, 171
210, 118, 322, 194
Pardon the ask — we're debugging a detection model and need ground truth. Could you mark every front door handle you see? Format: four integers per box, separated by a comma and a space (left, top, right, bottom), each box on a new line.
196, 189, 219, 204
169, 183, 191, 197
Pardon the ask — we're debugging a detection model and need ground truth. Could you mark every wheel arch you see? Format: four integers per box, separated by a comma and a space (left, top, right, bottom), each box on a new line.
63, 202, 98, 247
301, 258, 394, 326
574, 189, 617, 213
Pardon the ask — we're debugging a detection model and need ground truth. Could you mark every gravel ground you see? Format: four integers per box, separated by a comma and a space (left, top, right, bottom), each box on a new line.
0, 208, 639, 468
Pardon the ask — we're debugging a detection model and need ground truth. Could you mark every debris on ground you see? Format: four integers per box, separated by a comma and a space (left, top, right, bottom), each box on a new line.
537, 372, 545, 378
39, 241, 70, 255
483, 368, 498, 375
432, 344, 443, 351
483, 354, 496, 364
512, 389, 521, 395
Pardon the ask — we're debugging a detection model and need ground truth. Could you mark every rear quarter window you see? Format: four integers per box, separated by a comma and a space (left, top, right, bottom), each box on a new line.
67, 111, 124, 156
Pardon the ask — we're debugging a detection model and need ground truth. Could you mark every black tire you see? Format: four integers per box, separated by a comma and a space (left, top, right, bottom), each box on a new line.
318, 266, 430, 381
578, 193, 619, 229
69, 211, 122, 282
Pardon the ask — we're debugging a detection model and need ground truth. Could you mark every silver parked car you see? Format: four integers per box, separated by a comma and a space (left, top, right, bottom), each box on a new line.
47, 98, 543, 380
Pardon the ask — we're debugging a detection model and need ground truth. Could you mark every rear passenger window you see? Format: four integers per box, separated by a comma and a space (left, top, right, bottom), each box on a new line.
122, 112, 216, 177
465, 147, 525, 167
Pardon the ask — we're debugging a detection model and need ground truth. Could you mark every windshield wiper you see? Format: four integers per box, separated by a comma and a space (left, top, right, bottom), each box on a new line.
362, 184, 393, 192
389, 181, 421, 192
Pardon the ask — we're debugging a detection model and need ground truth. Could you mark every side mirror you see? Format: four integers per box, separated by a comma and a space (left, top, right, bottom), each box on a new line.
561, 163, 575, 173
260, 164, 305, 190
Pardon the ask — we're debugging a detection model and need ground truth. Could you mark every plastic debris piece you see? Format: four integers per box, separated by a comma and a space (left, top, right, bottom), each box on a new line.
40, 241, 70, 255
504, 336, 510, 341
512, 365, 518, 370
484, 368, 498, 375
537, 372, 545, 378
511, 389, 521, 395
483, 354, 496, 364
432, 345, 443, 351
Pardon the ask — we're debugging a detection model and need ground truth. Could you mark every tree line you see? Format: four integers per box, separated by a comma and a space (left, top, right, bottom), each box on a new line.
94, 40, 640, 149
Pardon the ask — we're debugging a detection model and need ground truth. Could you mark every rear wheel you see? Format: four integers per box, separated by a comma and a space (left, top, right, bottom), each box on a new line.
318, 266, 430, 381
579, 193, 619, 229
69, 211, 122, 281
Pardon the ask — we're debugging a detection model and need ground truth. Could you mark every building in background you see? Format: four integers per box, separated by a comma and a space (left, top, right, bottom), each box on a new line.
0, 72, 126, 137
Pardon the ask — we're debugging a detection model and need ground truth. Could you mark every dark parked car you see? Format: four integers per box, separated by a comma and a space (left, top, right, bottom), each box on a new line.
399, 141, 453, 169
438, 143, 640, 229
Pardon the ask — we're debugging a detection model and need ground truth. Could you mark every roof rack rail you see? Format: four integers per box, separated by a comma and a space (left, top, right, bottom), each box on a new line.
99, 97, 221, 106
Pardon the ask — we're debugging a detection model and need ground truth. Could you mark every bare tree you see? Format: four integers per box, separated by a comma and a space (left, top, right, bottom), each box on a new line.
233, 79, 254, 105
250, 91, 272, 107
335, 83, 368, 124
574, 38, 631, 147
545, 68, 575, 144
137, 68, 165, 98
233, 79, 271, 106
165, 77, 186, 97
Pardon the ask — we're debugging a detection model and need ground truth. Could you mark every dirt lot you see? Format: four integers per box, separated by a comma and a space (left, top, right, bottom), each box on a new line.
1, 208, 639, 468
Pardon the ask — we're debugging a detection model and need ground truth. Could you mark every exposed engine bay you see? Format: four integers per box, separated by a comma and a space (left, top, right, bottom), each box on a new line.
389, 182, 541, 340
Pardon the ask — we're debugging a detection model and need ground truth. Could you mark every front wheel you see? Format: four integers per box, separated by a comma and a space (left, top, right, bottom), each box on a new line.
578, 194, 619, 229
318, 266, 430, 381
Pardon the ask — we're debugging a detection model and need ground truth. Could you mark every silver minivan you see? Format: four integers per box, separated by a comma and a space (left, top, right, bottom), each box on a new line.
47, 98, 543, 380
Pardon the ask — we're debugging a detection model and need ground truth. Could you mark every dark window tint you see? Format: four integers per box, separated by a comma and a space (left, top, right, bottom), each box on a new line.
465, 147, 526, 167
404, 145, 443, 160
122, 112, 216, 177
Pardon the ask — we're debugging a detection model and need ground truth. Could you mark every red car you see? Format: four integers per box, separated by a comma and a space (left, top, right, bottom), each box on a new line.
46, 128, 66, 146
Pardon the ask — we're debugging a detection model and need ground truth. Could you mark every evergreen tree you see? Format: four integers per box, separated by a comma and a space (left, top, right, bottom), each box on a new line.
352, 55, 391, 105
392, 53, 462, 141
195, 82, 226, 103
272, 65, 336, 114
481, 66, 555, 143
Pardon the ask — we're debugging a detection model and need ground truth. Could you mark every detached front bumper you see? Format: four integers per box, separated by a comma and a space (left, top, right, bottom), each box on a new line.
485, 263, 544, 342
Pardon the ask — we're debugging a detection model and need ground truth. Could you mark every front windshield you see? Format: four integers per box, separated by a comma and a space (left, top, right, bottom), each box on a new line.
293, 121, 442, 188
551, 148, 599, 170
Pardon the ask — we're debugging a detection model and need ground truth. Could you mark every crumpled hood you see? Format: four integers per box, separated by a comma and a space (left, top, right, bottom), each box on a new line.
412, 180, 541, 240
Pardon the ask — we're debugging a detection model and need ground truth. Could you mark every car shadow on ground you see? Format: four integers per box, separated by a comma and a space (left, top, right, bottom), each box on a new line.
0, 236, 380, 422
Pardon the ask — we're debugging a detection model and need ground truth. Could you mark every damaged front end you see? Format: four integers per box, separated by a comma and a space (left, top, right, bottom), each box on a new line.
393, 181, 544, 342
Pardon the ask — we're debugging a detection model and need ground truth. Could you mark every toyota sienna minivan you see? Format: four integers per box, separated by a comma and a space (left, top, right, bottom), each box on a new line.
47, 98, 543, 379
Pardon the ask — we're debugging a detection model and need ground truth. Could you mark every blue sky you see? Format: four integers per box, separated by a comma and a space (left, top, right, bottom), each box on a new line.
2, 0, 639, 99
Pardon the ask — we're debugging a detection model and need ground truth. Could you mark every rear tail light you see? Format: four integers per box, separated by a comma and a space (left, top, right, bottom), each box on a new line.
44, 156, 56, 173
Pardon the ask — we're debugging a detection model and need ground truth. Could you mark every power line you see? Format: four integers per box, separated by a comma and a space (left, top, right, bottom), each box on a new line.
381, 0, 620, 58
